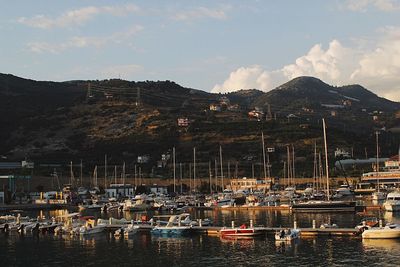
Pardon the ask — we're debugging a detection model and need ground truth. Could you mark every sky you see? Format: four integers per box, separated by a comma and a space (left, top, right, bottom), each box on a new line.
1, 0, 400, 101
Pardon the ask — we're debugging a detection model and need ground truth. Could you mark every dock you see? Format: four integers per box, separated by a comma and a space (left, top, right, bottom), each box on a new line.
104, 224, 359, 237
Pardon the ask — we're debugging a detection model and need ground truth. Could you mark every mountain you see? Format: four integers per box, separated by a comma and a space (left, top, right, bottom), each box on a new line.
253, 76, 400, 112
1, 73, 399, 179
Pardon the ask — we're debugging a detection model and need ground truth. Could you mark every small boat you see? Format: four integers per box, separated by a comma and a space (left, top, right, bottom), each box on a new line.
220, 224, 261, 238
275, 228, 300, 241
372, 191, 386, 201
320, 223, 338, 229
79, 224, 106, 235
383, 191, 400, 212
151, 214, 192, 236
79, 219, 106, 235
362, 224, 400, 239
355, 217, 379, 230
79, 203, 102, 211
114, 224, 139, 238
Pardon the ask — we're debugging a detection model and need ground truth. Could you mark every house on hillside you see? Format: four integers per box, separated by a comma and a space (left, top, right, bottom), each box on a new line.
227, 104, 240, 111
209, 103, 221, 111
334, 148, 351, 159
177, 117, 190, 127
137, 155, 150, 164
248, 110, 263, 120
384, 155, 400, 170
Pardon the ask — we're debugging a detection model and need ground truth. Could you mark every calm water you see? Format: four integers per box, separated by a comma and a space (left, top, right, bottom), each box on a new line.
1, 209, 400, 267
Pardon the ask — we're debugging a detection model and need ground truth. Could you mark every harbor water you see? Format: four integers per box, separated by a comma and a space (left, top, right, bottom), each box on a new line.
1, 209, 400, 266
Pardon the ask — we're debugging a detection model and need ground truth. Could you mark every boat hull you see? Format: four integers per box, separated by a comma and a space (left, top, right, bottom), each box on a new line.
362, 228, 400, 239
220, 228, 261, 237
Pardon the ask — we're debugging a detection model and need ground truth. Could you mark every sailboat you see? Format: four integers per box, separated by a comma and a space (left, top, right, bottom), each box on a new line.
372, 131, 386, 201
291, 119, 356, 212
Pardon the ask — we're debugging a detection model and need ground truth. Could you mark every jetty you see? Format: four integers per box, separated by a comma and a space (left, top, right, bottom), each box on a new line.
102, 224, 359, 237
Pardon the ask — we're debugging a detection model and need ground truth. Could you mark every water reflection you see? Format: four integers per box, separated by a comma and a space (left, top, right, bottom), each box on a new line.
363, 239, 400, 251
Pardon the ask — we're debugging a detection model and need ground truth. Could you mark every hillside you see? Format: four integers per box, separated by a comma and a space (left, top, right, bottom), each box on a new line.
1, 73, 400, 179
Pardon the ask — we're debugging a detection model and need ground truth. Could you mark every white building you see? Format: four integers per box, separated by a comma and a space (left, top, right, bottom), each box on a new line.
105, 184, 135, 199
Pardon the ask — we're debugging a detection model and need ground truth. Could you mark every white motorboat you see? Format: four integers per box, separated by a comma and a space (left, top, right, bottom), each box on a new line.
383, 191, 400, 212
275, 228, 300, 241
372, 191, 386, 201
151, 214, 192, 236
362, 224, 400, 239
114, 224, 139, 238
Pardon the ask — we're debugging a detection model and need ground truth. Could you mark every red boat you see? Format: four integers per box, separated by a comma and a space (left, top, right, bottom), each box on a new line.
220, 224, 261, 237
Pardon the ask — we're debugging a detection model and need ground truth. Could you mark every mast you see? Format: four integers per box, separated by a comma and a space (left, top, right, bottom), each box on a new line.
219, 145, 224, 191
261, 132, 267, 189
122, 161, 125, 185
114, 165, 117, 185
104, 154, 107, 189
292, 144, 295, 184
93, 165, 98, 188
322, 118, 330, 201
376, 131, 380, 192
70, 161, 74, 187
80, 159, 83, 187
215, 159, 218, 192
209, 161, 212, 194
193, 147, 196, 193
313, 141, 317, 191
173, 147, 176, 194
180, 163, 183, 194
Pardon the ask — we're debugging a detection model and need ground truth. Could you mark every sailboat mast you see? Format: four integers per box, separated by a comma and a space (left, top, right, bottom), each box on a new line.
262, 132, 267, 187
70, 161, 74, 187
376, 131, 380, 192
193, 147, 196, 193
219, 145, 224, 191
104, 154, 107, 189
173, 147, 176, 194
322, 118, 330, 201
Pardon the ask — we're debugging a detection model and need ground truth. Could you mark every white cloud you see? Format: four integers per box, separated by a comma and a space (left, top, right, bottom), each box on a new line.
213, 30, 400, 101
282, 40, 359, 84
172, 6, 229, 21
18, 4, 139, 29
212, 66, 272, 93
27, 25, 143, 53
345, 0, 400, 12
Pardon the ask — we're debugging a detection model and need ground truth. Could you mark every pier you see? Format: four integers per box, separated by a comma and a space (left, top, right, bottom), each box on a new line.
103, 224, 359, 237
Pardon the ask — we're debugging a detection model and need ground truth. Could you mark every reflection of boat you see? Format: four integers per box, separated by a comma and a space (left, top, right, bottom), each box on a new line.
275, 228, 300, 241
291, 200, 356, 212
363, 238, 400, 250
220, 225, 261, 238
383, 191, 400, 212
362, 224, 400, 239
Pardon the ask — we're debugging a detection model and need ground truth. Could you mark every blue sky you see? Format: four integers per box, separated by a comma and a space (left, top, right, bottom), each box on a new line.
1, 0, 400, 101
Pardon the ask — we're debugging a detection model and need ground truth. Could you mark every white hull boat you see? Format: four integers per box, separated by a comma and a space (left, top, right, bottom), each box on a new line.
275, 229, 300, 241
362, 224, 400, 239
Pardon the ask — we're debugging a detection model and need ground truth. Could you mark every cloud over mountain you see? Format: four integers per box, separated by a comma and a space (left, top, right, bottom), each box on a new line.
212, 29, 400, 101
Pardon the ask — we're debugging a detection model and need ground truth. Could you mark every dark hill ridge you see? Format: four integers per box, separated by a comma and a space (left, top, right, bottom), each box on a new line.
253, 76, 400, 112
0, 73, 399, 181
